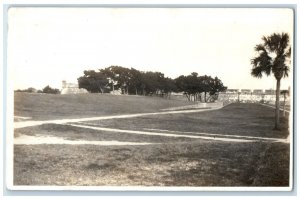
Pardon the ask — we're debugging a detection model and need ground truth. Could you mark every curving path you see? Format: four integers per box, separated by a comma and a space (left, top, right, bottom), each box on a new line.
14, 105, 225, 129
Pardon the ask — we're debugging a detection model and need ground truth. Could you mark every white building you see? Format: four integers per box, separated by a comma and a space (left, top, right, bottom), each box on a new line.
61, 80, 88, 94
218, 89, 289, 104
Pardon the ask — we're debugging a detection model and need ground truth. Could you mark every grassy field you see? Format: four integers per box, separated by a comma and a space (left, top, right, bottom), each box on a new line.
14, 92, 196, 120
13, 93, 290, 187
78, 103, 289, 139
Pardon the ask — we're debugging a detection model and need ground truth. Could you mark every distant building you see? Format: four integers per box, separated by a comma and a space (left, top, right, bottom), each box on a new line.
226, 89, 239, 93
218, 88, 288, 104
61, 80, 88, 94
241, 89, 251, 94
265, 89, 276, 95
253, 89, 263, 94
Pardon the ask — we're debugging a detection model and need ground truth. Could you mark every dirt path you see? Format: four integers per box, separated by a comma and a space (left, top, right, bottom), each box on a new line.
68, 123, 287, 143
14, 105, 225, 129
14, 134, 155, 146
14, 122, 288, 145
143, 128, 289, 142
14, 116, 32, 120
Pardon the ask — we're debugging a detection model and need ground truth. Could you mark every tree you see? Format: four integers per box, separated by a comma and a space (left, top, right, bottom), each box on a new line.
15, 87, 37, 93
201, 75, 213, 102
128, 68, 143, 95
140, 71, 165, 96
42, 85, 60, 94
161, 77, 177, 99
100, 66, 132, 94
175, 73, 227, 102
175, 74, 198, 101
208, 76, 227, 102
251, 33, 291, 129
78, 70, 109, 93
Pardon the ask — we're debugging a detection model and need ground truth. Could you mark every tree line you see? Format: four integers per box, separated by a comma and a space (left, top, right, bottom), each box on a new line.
15, 85, 60, 94
78, 66, 227, 102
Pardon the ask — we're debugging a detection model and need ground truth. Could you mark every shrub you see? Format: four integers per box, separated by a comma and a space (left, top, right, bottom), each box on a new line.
42, 85, 60, 94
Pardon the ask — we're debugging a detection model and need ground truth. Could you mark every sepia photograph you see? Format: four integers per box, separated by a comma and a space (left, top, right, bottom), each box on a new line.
6, 6, 294, 191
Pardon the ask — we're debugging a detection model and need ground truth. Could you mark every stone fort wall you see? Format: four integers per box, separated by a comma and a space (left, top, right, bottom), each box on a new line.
218, 89, 290, 105
61, 80, 88, 94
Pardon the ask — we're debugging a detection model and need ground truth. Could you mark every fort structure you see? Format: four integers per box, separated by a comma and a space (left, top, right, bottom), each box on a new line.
61, 80, 88, 94
218, 88, 290, 105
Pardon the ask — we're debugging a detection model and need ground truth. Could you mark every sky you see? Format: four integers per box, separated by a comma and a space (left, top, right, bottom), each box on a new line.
7, 7, 294, 90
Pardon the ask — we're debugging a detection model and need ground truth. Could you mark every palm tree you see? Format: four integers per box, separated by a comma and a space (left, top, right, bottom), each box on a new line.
251, 33, 291, 130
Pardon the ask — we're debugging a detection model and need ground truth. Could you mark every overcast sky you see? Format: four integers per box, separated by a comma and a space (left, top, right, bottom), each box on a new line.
8, 7, 293, 90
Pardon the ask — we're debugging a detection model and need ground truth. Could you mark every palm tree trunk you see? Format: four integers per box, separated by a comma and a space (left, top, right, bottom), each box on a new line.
275, 79, 281, 130
283, 93, 286, 117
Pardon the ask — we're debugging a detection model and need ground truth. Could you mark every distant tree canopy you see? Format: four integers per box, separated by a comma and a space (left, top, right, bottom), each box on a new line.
78, 70, 109, 93
77, 66, 227, 102
15, 87, 38, 93
42, 85, 60, 94
175, 73, 227, 102
15, 86, 60, 94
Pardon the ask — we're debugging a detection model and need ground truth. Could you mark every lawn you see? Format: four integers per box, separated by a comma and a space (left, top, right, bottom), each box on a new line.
14, 142, 289, 186
13, 93, 291, 187
14, 92, 196, 120
77, 103, 290, 139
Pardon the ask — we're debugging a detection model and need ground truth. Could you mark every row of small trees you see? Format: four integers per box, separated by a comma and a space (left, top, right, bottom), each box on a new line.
15, 85, 60, 94
77, 66, 227, 102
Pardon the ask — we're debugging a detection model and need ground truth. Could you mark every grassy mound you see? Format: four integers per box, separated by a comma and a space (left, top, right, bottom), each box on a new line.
14, 92, 195, 120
